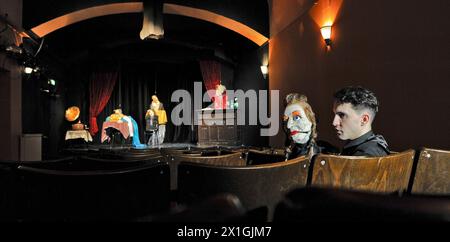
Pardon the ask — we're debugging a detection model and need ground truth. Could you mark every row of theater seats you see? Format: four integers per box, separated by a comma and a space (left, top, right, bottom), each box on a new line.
174, 147, 450, 221
244, 147, 449, 195
0, 147, 448, 221
0, 155, 169, 221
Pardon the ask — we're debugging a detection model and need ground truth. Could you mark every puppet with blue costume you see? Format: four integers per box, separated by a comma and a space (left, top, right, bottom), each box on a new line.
105, 107, 146, 148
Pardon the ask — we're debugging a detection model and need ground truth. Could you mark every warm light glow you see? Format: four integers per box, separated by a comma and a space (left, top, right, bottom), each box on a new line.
309, 0, 343, 29
320, 25, 332, 40
320, 25, 332, 47
164, 4, 268, 46
24, 67, 33, 74
260, 65, 268, 75
31, 3, 142, 37
260, 65, 268, 79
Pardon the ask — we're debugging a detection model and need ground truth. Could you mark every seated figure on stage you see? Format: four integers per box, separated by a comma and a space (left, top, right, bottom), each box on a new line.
150, 95, 167, 145
105, 107, 145, 147
145, 109, 159, 146
107, 108, 131, 140
212, 84, 228, 109
109, 108, 125, 121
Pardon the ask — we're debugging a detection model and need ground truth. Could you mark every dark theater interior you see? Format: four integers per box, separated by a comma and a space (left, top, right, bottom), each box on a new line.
0, 0, 449, 230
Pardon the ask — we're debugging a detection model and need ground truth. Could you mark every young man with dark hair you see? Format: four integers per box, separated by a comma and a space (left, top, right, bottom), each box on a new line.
332, 86, 390, 156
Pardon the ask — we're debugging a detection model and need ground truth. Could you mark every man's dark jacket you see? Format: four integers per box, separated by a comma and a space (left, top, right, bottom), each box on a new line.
341, 130, 390, 157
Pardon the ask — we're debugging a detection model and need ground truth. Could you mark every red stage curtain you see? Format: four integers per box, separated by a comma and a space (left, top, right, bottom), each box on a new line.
199, 60, 221, 99
89, 71, 118, 136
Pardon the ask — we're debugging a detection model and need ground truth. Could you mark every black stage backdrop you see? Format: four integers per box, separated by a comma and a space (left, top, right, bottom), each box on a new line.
93, 60, 201, 145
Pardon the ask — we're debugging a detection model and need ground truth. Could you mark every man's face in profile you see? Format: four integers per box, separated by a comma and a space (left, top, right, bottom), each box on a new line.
332, 102, 364, 140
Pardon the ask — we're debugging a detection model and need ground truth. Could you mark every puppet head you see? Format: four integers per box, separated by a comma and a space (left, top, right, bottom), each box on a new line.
283, 93, 317, 144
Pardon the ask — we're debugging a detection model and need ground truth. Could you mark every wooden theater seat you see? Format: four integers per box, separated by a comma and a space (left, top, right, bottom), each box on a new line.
311, 150, 415, 193
411, 147, 450, 195
161, 146, 213, 155
170, 151, 245, 166
167, 151, 246, 190
12, 156, 162, 171
78, 155, 165, 170
15, 162, 170, 221
177, 156, 310, 221
244, 149, 286, 165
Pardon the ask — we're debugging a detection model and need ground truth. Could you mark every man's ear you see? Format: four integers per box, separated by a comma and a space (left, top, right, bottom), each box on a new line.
361, 113, 370, 125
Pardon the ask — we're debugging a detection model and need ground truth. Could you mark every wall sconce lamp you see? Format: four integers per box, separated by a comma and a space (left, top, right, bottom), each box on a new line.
320, 25, 332, 46
260, 65, 268, 79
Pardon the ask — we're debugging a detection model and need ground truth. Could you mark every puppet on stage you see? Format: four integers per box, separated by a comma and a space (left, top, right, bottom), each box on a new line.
212, 84, 228, 109
145, 109, 159, 146
105, 107, 145, 148
148, 95, 167, 145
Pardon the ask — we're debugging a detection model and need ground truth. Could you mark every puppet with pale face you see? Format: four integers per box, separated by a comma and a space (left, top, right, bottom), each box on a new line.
283, 93, 317, 158
284, 104, 313, 144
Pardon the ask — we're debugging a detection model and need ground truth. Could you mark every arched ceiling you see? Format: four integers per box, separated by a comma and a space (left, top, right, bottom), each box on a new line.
29, 3, 268, 46
22, 0, 269, 66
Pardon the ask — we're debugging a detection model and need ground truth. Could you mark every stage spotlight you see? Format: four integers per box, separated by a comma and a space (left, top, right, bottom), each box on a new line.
5, 45, 23, 55
24, 66, 33, 74
48, 79, 56, 86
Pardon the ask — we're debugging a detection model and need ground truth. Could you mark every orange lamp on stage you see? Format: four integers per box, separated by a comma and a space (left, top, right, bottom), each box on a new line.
65, 106, 85, 130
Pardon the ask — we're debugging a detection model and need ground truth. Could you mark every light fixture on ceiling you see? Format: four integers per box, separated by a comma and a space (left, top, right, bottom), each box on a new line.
140, 0, 164, 40
320, 25, 332, 47
260, 65, 268, 79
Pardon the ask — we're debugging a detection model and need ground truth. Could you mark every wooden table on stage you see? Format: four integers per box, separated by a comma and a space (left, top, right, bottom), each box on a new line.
101, 121, 130, 143
65, 130, 93, 142
196, 109, 242, 146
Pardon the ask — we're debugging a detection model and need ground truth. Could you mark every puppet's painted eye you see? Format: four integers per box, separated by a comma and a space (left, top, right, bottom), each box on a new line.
293, 115, 301, 121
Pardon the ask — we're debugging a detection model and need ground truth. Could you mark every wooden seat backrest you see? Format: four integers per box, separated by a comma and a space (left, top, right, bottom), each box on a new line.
177, 156, 310, 221
311, 150, 415, 193
15, 162, 171, 221
411, 147, 450, 195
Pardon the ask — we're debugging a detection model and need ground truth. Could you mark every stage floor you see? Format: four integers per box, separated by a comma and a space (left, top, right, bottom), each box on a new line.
64, 142, 247, 153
